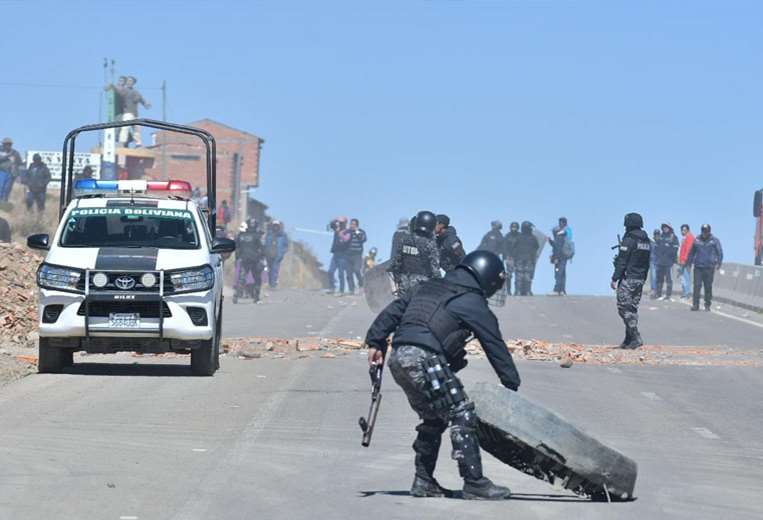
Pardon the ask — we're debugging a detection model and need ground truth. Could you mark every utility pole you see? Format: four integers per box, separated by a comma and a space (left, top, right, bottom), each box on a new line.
161, 80, 167, 180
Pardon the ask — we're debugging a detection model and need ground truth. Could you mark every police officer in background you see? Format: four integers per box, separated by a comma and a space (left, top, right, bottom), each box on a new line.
366, 250, 520, 500
611, 213, 651, 349
388, 210, 440, 298
234, 219, 266, 303
502, 222, 520, 295
435, 214, 465, 272
478, 220, 504, 255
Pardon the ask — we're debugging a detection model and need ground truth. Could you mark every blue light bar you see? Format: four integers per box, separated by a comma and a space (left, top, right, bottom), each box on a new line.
73, 179, 118, 192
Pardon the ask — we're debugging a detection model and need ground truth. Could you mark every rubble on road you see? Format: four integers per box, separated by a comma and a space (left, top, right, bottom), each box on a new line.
0, 242, 42, 350
220, 336, 761, 367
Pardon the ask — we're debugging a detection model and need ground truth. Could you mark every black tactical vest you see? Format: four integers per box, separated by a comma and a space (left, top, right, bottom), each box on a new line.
400, 234, 432, 276
398, 279, 474, 358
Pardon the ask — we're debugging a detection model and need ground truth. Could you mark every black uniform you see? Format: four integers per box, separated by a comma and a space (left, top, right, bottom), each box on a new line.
235, 230, 265, 301
514, 222, 539, 295
478, 229, 504, 256
388, 232, 440, 297
612, 215, 651, 347
436, 226, 466, 272
502, 228, 520, 295
366, 268, 520, 488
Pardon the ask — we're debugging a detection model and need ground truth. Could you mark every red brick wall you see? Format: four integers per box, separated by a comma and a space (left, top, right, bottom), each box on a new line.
145, 119, 262, 219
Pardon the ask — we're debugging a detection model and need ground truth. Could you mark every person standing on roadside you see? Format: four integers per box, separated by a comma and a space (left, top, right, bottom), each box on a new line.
264, 220, 289, 289
687, 224, 723, 311
502, 222, 520, 295
677, 224, 695, 300
0, 137, 23, 202
327, 217, 351, 295
346, 218, 367, 293
25, 153, 51, 212
654, 223, 679, 301
548, 217, 574, 295
611, 213, 651, 349
478, 220, 504, 255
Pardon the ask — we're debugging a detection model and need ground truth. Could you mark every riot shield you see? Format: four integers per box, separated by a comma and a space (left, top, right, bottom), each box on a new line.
533, 228, 548, 262
470, 382, 637, 501
364, 260, 396, 313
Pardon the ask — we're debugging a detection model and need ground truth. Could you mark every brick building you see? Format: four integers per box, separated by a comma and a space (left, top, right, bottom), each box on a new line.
145, 119, 264, 222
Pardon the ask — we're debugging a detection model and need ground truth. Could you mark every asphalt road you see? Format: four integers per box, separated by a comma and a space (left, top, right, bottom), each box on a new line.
1, 290, 762, 519
224, 289, 763, 349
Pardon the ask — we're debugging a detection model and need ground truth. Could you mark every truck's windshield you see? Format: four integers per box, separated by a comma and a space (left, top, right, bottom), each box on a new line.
60, 207, 200, 249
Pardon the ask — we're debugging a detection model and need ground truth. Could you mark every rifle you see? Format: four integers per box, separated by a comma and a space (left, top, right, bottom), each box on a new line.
611, 234, 622, 265
358, 355, 385, 447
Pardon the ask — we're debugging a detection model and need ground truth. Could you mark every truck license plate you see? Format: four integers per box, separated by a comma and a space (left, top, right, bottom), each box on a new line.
109, 313, 140, 328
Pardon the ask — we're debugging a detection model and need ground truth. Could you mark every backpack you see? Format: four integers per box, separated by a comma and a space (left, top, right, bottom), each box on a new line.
562, 239, 575, 260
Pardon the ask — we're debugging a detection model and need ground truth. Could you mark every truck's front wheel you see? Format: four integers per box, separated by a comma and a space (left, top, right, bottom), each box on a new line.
38, 338, 66, 374
191, 340, 216, 376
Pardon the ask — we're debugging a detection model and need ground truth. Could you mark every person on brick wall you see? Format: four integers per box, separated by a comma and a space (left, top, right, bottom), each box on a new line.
265, 220, 289, 289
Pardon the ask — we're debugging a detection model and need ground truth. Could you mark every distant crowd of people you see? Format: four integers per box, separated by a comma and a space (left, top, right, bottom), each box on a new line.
649, 223, 723, 311
477, 218, 574, 296
326, 217, 372, 295
231, 217, 290, 303
0, 137, 53, 211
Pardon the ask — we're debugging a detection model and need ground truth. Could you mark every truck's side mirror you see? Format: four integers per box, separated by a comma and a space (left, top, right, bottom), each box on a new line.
27, 234, 50, 250
210, 238, 235, 254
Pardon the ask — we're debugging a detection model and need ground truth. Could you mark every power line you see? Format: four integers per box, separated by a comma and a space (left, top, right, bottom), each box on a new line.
0, 81, 162, 90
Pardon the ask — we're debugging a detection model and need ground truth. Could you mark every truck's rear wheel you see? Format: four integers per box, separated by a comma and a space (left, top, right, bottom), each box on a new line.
38, 338, 65, 374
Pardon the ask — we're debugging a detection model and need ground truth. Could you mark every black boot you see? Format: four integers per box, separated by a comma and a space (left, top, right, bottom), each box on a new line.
410, 474, 452, 498
623, 328, 643, 349
463, 477, 512, 500
617, 329, 632, 349
451, 405, 511, 500
410, 420, 452, 498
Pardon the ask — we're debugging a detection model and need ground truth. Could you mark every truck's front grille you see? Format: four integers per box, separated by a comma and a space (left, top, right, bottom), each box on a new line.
77, 301, 172, 318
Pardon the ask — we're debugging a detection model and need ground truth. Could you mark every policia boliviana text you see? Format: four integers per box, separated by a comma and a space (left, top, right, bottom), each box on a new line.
365, 250, 521, 500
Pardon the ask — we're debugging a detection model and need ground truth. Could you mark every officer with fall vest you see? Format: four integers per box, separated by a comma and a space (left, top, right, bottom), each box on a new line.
388, 210, 440, 298
611, 212, 652, 349
366, 250, 520, 500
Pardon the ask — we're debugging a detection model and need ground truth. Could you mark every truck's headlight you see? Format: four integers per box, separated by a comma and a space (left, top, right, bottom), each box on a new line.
37, 264, 83, 292
169, 265, 215, 293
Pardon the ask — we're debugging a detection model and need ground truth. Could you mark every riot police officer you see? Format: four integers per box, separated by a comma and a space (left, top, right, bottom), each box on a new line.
435, 214, 466, 272
234, 219, 266, 303
388, 210, 440, 297
366, 250, 520, 500
611, 212, 651, 348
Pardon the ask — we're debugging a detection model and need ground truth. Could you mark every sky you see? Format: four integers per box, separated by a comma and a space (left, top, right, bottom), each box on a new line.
2, 0, 762, 294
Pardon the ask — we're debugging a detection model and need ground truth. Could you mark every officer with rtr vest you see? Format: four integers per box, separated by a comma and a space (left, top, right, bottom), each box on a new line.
388, 210, 441, 298
366, 250, 520, 500
611, 212, 652, 349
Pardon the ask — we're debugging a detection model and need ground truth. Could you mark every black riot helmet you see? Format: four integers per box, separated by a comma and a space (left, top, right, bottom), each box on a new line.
457, 250, 506, 298
624, 212, 644, 230
510, 221, 519, 232
414, 210, 436, 237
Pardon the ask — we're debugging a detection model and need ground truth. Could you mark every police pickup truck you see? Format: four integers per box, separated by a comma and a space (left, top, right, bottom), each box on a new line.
27, 178, 235, 375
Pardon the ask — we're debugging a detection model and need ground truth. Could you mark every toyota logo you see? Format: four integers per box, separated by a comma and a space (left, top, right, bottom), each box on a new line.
115, 276, 136, 290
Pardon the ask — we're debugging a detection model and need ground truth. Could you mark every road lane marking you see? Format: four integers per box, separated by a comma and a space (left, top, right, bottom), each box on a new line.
676, 299, 763, 329
608, 367, 622, 373
691, 427, 720, 439
191, 448, 207, 452
120, 516, 138, 520
640, 392, 662, 401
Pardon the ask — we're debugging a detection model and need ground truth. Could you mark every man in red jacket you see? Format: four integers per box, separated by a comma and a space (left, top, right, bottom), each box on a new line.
678, 224, 695, 299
